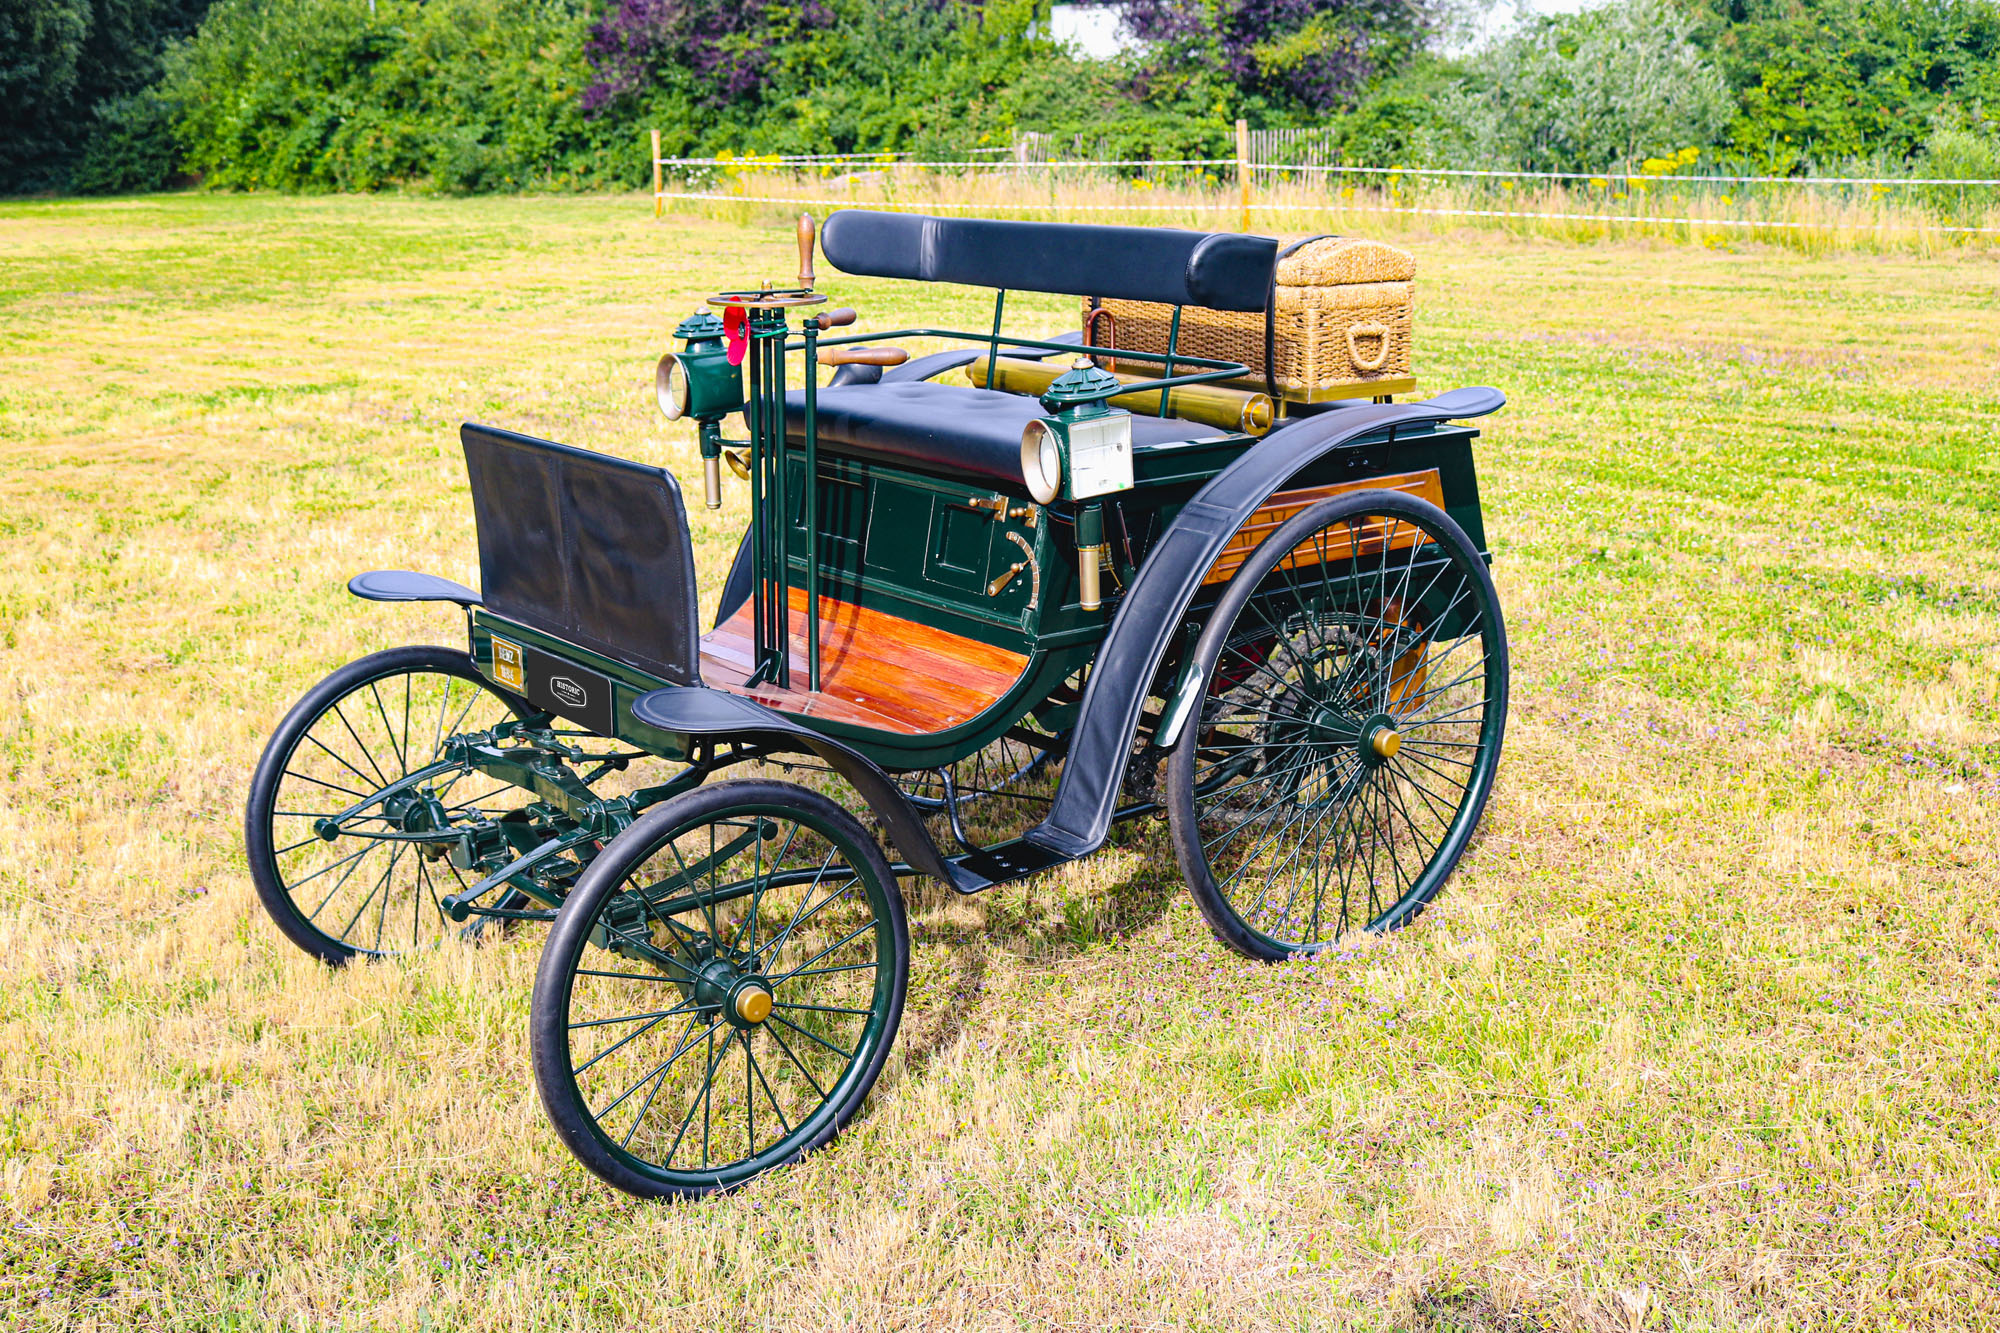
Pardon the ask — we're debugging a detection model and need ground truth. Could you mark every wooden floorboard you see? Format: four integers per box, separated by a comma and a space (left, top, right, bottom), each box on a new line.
699, 587, 1030, 736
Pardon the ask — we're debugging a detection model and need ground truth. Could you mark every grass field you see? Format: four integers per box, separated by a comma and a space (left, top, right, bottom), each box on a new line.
1, 193, 1997, 1331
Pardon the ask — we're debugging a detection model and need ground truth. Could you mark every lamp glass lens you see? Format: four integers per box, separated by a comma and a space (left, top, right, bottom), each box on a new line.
657, 355, 689, 420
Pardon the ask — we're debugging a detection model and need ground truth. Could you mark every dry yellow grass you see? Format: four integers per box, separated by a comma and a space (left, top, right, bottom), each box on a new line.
1, 192, 1997, 1330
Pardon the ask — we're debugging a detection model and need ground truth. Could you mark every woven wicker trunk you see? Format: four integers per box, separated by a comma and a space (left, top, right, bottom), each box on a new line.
1085, 237, 1416, 398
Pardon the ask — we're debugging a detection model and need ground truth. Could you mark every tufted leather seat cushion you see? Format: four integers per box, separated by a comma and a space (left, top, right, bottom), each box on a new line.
783, 382, 1211, 491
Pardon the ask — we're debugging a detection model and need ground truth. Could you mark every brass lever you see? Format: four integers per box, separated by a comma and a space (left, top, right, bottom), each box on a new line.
968, 495, 1039, 524
987, 562, 1026, 596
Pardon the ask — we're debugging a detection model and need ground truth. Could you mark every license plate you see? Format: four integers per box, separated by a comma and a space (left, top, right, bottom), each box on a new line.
519, 643, 615, 736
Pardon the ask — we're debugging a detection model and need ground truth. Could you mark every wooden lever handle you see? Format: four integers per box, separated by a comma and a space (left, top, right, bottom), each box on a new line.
816, 346, 909, 367
814, 307, 857, 329
796, 213, 816, 290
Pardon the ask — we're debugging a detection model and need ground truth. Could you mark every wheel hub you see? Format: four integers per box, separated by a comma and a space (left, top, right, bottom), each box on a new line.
1358, 713, 1401, 767
691, 953, 773, 1029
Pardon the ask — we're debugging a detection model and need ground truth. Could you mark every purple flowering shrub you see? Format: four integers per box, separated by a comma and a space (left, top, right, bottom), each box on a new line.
1117, 0, 1425, 111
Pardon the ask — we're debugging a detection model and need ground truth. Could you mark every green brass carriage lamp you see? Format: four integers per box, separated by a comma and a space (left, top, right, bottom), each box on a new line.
655, 310, 744, 509
1020, 357, 1134, 610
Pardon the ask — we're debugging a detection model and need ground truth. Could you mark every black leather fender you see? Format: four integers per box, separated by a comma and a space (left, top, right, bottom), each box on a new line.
1023, 386, 1507, 858
348, 569, 482, 605
628, 685, 967, 889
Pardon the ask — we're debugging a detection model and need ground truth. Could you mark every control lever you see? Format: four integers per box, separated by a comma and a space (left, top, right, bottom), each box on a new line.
814, 308, 857, 329
817, 346, 909, 367
796, 213, 816, 289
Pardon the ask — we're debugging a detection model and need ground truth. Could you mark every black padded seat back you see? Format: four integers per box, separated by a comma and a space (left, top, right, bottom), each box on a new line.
820, 211, 1279, 312
784, 382, 1215, 491
462, 423, 700, 685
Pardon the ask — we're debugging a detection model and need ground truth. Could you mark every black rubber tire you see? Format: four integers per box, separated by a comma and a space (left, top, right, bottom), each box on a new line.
530, 779, 909, 1200
1165, 489, 1509, 960
244, 644, 530, 965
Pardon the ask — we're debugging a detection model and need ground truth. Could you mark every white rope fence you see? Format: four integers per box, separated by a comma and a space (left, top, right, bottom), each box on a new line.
644, 128, 2000, 237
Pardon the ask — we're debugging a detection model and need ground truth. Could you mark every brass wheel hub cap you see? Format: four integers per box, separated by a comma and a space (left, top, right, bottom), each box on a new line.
732, 984, 773, 1025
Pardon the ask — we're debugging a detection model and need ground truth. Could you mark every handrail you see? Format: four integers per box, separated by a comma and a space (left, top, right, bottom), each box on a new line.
790, 326, 1251, 407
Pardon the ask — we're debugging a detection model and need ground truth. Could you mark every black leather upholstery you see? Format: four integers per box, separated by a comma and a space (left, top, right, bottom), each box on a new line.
783, 382, 1210, 489
820, 211, 1279, 311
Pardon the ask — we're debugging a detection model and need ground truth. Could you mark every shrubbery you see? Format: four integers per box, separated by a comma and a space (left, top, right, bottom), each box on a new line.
4, 0, 1999, 195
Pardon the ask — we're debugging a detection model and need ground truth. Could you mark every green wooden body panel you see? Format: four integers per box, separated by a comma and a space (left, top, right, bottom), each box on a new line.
468, 420, 1487, 771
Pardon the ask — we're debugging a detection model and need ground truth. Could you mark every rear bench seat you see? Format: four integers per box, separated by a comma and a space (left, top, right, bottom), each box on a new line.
782, 211, 1279, 489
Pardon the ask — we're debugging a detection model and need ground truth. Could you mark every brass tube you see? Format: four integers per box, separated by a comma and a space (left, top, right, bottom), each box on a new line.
1078, 546, 1104, 611
968, 356, 1273, 435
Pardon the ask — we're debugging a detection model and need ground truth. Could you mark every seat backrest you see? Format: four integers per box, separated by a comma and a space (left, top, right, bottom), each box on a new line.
462, 423, 699, 686
819, 211, 1279, 312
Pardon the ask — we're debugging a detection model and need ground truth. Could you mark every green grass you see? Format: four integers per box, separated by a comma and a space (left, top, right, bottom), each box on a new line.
1, 192, 1997, 1331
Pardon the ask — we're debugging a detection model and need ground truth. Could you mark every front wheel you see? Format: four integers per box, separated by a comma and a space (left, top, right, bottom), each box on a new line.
531, 780, 908, 1199
1165, 490, 1508, 958
244, 644, 535, 964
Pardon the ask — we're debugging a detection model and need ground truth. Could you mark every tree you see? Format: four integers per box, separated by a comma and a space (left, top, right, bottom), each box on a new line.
1441, 0, 1731, 171
1, 0, 214, 193
1116, 0, 1432, 117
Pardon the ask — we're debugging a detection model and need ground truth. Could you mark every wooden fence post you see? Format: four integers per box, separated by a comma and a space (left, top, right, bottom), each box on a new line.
651, 129, 663, 218
1236, 118, 1252, 231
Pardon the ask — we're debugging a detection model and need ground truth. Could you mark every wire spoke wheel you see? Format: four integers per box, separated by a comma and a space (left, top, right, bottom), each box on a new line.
244, 645, 541, 964
1166, 490, 1508, 958
530, 780, 908, 1199
894, 723, 1068, 847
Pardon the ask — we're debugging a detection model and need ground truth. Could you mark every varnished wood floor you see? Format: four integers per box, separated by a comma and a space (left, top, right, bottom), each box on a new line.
699, 587, 1029, 735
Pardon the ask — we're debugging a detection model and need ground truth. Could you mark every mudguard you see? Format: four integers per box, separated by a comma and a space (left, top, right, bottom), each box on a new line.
627, 685, 971, 891
348, 570, 482, 605
1023, 386, 1507, 859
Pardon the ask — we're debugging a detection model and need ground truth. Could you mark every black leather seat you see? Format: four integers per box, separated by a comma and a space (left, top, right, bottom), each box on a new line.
783, 382, 1214, 491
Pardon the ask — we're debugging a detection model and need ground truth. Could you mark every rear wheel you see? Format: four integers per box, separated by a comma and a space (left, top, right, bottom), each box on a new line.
245, 645, 535, 965
531, 780, 908, 1199
1165, 490, 1508, 958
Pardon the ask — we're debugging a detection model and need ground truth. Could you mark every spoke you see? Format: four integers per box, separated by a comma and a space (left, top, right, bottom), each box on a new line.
763, 1020, 827, 1100
336, 843, 400, 944
431, 677, 454, 761
770, 1014, 855, 1062
569, 1001, 700, 1031
574, 1008, 681, 1078
1381, 774, 1444, 865
371, 844, 406, 952
1395, 740, 1480, 769
1392, 747, 1474, 793
734, 818, 802, 955
438, 687, 486, 761
620, 1044, 681, 1153
574, 967, 684, 983
1199, 747, 1342, 857
366, 683, 408, 778
772, 1000, 873, 1017
747, 1041, 793, 1137
702, 1028, 718, 1169
322, 705, 392, 790
591, 1014, 715, 1119
768, 918, 876, 989
781, 962, 879, 981
754, 849, 847, 967
661, 1027, 729, 1170
1398, 698, 1491, 730
283, 767, 369, 802
304, 844, 377, 918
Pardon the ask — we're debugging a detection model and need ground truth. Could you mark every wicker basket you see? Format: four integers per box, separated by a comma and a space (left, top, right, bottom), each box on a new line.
1085, 237, 1416, 398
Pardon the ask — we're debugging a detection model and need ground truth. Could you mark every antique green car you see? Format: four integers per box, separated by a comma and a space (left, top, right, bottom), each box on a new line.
244, 211, 1508, 1198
